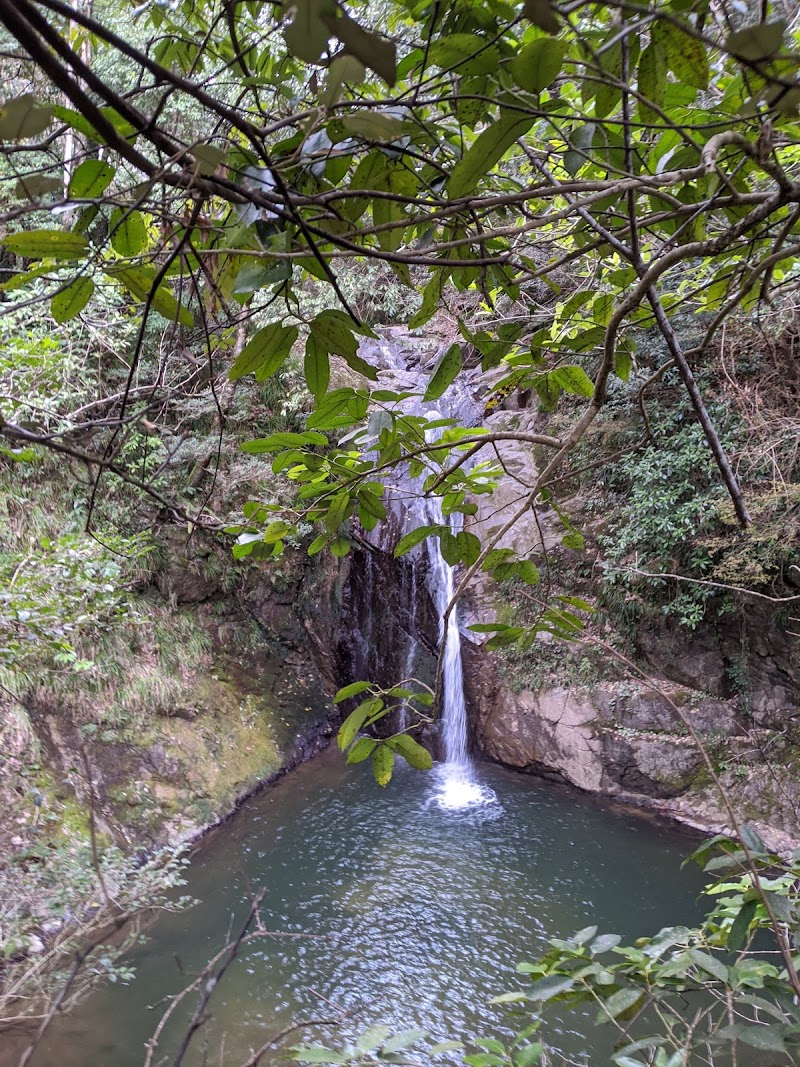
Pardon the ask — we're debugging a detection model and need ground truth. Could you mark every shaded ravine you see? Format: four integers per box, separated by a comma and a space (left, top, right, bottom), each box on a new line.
5, 332, 750, 1067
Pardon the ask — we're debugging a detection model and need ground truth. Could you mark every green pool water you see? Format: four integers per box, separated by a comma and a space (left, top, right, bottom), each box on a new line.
27, 750, 707, 1066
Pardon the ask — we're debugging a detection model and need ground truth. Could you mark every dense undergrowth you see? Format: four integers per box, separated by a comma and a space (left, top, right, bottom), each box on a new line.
0, 290, 314, 1024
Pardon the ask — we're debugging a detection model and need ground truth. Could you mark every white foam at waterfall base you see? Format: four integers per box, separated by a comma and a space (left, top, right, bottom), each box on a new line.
432, 763, 497, 811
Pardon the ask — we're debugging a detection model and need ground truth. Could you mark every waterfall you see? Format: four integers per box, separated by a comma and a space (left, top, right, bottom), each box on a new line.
421, 419, 484, 808
359, 336, 491, 808
422, 481, 468, 768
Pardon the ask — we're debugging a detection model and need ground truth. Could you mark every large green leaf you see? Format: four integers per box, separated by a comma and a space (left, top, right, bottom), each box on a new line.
106, 266, 194, 326
229, 322, 299, 381
2, 230, 88, 261
341, 112, 407, 142
323, 55, 367, 108
334, 680, 371, 702
373, 180, 409, 252
306, 387, 368, 430
510, 38, 566, 93
551, 365, 594, 397
304, 334, 330, 400
310, 309, 357, 358
653, 20, 708, 90
338, 697, 380, 750
522, 0, 559, 34
51, 277, 94, 323
638, 42, 667, 122
14, 176, 61, 200
372, 743, 395, 786
310, 310, 378, 380
68, 160, 115, 199
515, 1043, 544, 1067
394, 524, 442, 557
109, 208, 148, 256
726, 20, 786, 61
331, 14, 397, 86
409, 273, 444, 329
725, 898, 757, 952
428, 34, 499, 76
283, 0, 334, 63
346, 736, 378, 764
448, 110, 536, 199
534, 373, 561, 411
341, 150, 388, 223
563, 123, 594, 176
526, 975, 576, 1001
232, 259, 292, 294
597, 988, 645, 1023
390, 734, 433, 770
51, 104, 136, 144
292, 1045, 349, 1064
716, 1024, 786, 1053
381, 1030, 429, 1054
0, 94, 52, 140
424, 343, 462, 400
240, 430, 327, 453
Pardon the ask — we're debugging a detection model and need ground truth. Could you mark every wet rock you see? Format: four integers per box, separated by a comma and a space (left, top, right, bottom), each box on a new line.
600, 735, 703, 798
479, 683, 727, 803
593, 688, 740, 735
466, 411, 560, 562
634, 603, 800, 724
26, 934, 45, 955
636, 620, 731, 696
481, 687, 605, 791
40, 919, 62, 939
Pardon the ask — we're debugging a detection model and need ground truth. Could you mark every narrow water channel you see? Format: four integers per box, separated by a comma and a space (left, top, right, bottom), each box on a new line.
28, 750, 707, 1067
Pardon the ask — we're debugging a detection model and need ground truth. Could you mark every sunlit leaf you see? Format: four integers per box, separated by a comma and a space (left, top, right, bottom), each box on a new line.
51, 277, 94, 323
68, 160, 115, 199
2, 230, 88, 261
389, 734, 433, 770
372, 743, 395, 786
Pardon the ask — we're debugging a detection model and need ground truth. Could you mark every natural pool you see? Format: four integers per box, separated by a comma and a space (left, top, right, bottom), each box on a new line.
26, 750, 707, 1066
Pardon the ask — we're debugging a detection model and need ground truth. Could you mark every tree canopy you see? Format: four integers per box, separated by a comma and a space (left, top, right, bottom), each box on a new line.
1, 0, 799, 629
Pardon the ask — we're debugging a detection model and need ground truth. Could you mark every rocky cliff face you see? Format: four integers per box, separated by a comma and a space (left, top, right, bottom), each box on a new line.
472, 661, 800, 850
456, 399, 800, 849
635, 603, 800, 726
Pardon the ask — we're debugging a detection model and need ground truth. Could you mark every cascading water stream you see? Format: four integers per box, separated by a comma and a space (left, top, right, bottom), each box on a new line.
421, 418, 487, 808
366, 338, 492, 808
